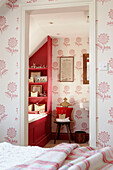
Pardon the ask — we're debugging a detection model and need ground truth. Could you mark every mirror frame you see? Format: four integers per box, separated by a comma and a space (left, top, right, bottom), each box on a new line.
83, 53, 89, 84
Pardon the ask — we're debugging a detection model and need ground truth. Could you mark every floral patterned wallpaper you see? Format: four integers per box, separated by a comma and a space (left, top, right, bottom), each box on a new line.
52, 36, 89, 134
96, 0, 113, 147
0, 0, 113, 147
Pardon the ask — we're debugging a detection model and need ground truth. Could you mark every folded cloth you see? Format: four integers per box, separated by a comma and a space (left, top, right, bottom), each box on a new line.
56, 117, 70, 122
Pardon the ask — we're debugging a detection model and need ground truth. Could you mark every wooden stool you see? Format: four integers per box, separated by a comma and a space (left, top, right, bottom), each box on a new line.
54, 121, 73, 144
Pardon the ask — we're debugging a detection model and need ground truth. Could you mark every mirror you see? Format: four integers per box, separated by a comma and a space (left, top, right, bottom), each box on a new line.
83, 54, 89, 84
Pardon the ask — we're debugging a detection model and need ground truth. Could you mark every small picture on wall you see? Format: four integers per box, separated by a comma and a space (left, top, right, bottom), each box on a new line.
35, 77, 40, 83
40, 76, 47, 82
35, 76, 47, 83
30, 72, 41, 81
60, 57, 74, 82
31, 85, 42, 95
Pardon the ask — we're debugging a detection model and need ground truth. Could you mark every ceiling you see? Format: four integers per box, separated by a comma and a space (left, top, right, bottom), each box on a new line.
29, 6, 89, 57
30, 11, 89, 38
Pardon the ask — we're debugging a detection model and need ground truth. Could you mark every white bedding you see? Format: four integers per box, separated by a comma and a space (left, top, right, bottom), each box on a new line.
0, 142, 49, 169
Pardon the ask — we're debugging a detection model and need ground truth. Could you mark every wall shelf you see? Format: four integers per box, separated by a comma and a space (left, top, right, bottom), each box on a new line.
28, 36, 52, 147
28, 111, 48, 114
29, 68, 47, 71
29, 97, 48, 100
28, 36, 52, 113
29, 82, 47, 85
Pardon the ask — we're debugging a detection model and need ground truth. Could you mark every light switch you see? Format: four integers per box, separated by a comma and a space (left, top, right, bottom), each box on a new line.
99, 63, 108, 71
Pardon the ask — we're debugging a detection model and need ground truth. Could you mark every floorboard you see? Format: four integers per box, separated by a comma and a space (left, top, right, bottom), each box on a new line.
44, 140, 89, 148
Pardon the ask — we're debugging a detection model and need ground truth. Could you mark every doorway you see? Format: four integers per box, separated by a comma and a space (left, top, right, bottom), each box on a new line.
20, 1, 96, 147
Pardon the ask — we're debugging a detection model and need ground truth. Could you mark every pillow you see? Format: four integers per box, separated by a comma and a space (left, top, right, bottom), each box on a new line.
28, 104, 33, 112
59, 114, 66, 119
56, 107, 73, 120
34, 104, 45, 112
31, 91, 38, 97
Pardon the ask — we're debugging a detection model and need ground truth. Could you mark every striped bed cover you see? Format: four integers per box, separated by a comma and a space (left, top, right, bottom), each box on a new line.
9, 143, 113, 170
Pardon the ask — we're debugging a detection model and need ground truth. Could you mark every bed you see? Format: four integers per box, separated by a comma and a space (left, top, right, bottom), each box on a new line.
0, 142, 113, 170
0, 142, 50, 170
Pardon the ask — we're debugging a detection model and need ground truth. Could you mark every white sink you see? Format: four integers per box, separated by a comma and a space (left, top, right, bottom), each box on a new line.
80, 102, 89, 110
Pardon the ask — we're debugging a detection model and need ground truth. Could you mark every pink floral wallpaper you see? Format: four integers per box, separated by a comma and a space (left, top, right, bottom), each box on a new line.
0, 0, 113, 147
0, 16, 8, 33
96, 0, 113, 147
52, 37, 89, 134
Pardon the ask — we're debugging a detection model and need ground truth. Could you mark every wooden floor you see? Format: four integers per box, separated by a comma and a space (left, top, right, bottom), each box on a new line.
44, 140, 89, 148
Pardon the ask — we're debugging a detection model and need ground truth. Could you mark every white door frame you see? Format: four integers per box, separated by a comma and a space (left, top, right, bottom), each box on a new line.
19, 0, 96, 147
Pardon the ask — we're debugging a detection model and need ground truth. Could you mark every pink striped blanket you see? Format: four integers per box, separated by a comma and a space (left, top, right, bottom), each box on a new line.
9, 143, 113, 170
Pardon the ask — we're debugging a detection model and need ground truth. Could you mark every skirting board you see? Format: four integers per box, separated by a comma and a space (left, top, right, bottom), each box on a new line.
31, 133, 51, 147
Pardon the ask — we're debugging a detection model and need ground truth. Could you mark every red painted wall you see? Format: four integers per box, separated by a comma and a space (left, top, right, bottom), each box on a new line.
29, 42, 47, 67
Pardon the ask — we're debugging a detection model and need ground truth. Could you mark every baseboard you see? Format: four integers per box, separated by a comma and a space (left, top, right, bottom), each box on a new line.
30, 133, 51, 147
